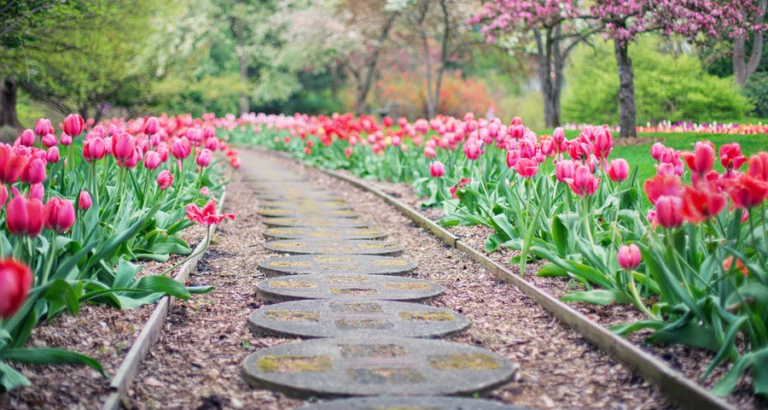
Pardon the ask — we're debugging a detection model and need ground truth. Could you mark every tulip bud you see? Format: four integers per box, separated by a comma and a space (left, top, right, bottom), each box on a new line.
60, 133, 73, 146
144, 116, 160, 135
617, 244, 641, 271
46, 146, 60, 163
655, 196, 683, 228
42, 133, 58, 148
157, 170, 173, 190
63, 114, 85, 137
83, 138, 106, 162
0, 258, 33, 319
650, 142, 665, 160
430, 161, 445, 178
204, 137, 218, 151
6, 195, 44, 237
112, 132, 135, 160
79, 191, 92, 211
21, 158, 46, 185
35, 118, 53, 137
29, 184, 44, 201
196, 149, 212, 167
607, 159, 629, 182
19, 129, 35, 146
144, 151, 162, 170
199, 186, 210, 196
44, 197, 76, 233
229, 156, 241, 169
171, 137, 191, 159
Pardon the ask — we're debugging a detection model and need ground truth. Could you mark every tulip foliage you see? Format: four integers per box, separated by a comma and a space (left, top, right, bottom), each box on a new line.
0, 113, 241, 390
230, 112, 768, 397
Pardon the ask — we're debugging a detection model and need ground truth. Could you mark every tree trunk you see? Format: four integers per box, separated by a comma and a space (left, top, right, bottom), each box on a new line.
0, 77, 22, 129
230, 16, 250, 114
614, 39, 636, 138
535, 29, 559, 128
733, 0, 766, 87
354, 13, 398, 116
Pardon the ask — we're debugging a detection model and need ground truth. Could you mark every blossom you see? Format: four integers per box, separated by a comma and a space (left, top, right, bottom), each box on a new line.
186, 200, 234, 225
682, 141, 715, 175
35, 118, 53, 137
644, 175, 682, 205
618, 244, 641, 271
514, 158, 538, 178
0, 258, 33, 319
6, 194, 44, 237
79, 191, 92, 211
607, 159, 629, 182
680, 185, 726, 223
44, 197, 76, 233
567, 165, 599, 196
157, 170, 173, 190
430, 161, 445, 178
720, 143, 747, 171
63, 114, 85, 137
655, 196, 683, 228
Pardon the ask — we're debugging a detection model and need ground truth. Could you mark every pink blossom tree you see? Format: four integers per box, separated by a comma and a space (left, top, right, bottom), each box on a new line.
471, 1, 600, 128
590, 0, 765, 137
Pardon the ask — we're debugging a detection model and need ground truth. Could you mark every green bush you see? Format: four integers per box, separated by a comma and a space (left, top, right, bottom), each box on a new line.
563, 38, 753, 124
744, 72, 768, 118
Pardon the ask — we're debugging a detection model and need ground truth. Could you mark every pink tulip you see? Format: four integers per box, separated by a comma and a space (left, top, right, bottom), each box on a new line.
122, 147, 143, 169
83, 138, 106, 162
157, 170, 173, 190
6, 194, 44, 237
171, 137, 191, 159
60, 133, 73, 146
144, 151, 162, 170
63, 114, 85, 137
0, 185, 6, 207
42, 133, 58, 147
430, 161, 445, 178
607, 159, 629, 182
35, 119, 53, 137
29, 184, 44, 201
44, 197, 76, 233
144, 117, 160, 135
655, 196, 683, 228
19, 129, 35, 146
79, 191, 92, 211
21, 158, 46, 185
618, 244, 641, 271
46, 146, 60, 164
682, 141, 715, 175
200, 186, 210, 196
112, 132, 135, 160
196, 149, 212, 167
514, 158, 538, 178
567, 165, 599, 196
651, 143, 665, 160
229, 157, 241, 169
204, 137, 218, 151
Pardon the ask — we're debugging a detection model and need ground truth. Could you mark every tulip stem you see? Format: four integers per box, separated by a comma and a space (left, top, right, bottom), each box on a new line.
41, 233, 57, 286
158, 225, 212, 278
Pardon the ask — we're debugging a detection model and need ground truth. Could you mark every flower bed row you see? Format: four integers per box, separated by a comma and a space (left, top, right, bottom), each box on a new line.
227, 112, 768, 399
0, 113, 240, 391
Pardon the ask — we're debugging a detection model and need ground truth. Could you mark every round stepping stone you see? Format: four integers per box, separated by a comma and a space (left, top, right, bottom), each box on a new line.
299, 397, 528, 410
263, 227, 387, 241
263, 217, 369, 228
249, 300, 469, 339
259, 209, 358, 218
257, 274, 443, 302
241, 336, 517, 398
265, 239, 402, 256
259, 255, 416, 276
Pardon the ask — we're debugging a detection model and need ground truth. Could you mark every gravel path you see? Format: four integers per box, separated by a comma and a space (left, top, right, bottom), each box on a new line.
123, 149, 672, 410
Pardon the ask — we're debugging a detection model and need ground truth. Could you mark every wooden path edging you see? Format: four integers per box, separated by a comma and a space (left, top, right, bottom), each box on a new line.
315, 166, 736, 410
101, 190, 227, 410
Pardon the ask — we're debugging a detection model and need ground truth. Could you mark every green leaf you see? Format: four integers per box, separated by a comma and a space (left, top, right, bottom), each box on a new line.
136, 276, 191, 300
43, 279, 81, 318
551, 215, 568, 257
702, 316, 747, 380
0, 348, 107, 378
187, 286, 215, 294
537, 263, 568, 277
149, 241, 191, 256
712, 354, 754, 396
753, 347, 768, 397
0, 362, 31, 391
651, 322, 720, 352
561, 289, 632, 305
114, 259, 143, 288
609, 320, 666, 336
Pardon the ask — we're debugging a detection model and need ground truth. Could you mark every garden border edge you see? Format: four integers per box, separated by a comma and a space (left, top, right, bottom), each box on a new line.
311, 163, 737, 410
100, 188, 228, 410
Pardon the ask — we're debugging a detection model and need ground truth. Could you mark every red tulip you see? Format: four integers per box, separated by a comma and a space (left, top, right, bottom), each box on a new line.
79, 191, 92, 211
35, 118, 53, 137
567, 165, 599, 196
0, 258, 33, 319
6, 194, 44, 237
157, 170, 173, 190
430, 161, 445, 178
680, 185, 726, 223
682, 141, 715, 175
618, 244, 641, 271
514, 158, 538, 178
607, 159, 629, 182
196, 148, 212, 167
655, 196, 683, 228
44, 197, 75, 233
719, 143, 747, 171
644, 175, 682, 205
229, 156, 241, 169
63, 114, 85, 137
729, 174, 768, 209
186, 200, 234, 225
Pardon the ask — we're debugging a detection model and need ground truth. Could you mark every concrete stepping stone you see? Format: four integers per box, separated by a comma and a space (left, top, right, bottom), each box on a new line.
257, 274, 443, 302
259, 209, 358, 218
263, 217, 370, 228
263, 227, 387, 241
299, 396, 529, 410
260, 200, 351, 211
248, 300, 469, 339
259, 255, 416, 277
265, 239, 402, 256
241, 336, 517, 398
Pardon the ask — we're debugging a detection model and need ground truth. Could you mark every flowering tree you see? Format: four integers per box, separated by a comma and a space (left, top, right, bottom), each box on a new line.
471, 1, 600, 128
733, 0, 767, 86
590, 0, 766, 137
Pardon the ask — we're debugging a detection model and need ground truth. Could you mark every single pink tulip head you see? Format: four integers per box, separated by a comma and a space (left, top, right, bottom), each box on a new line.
42, 133, 58, 148
63, 114, 85, 137
617, 244, 641, 271
79, 190, 92, 211
19, 129, 35, 147
35, 119, 53, 137
157, 170, 173, 190
430, 161, 445, 178
44, 197, 76, 233
607, 159, 630, 182
46, 146, 60, 164
196, 149, 212, 167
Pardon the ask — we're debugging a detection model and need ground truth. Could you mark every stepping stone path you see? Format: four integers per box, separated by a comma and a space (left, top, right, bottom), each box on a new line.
257, 274, 444, 302
264, 239, 403, 255
241, 156, 524, 409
